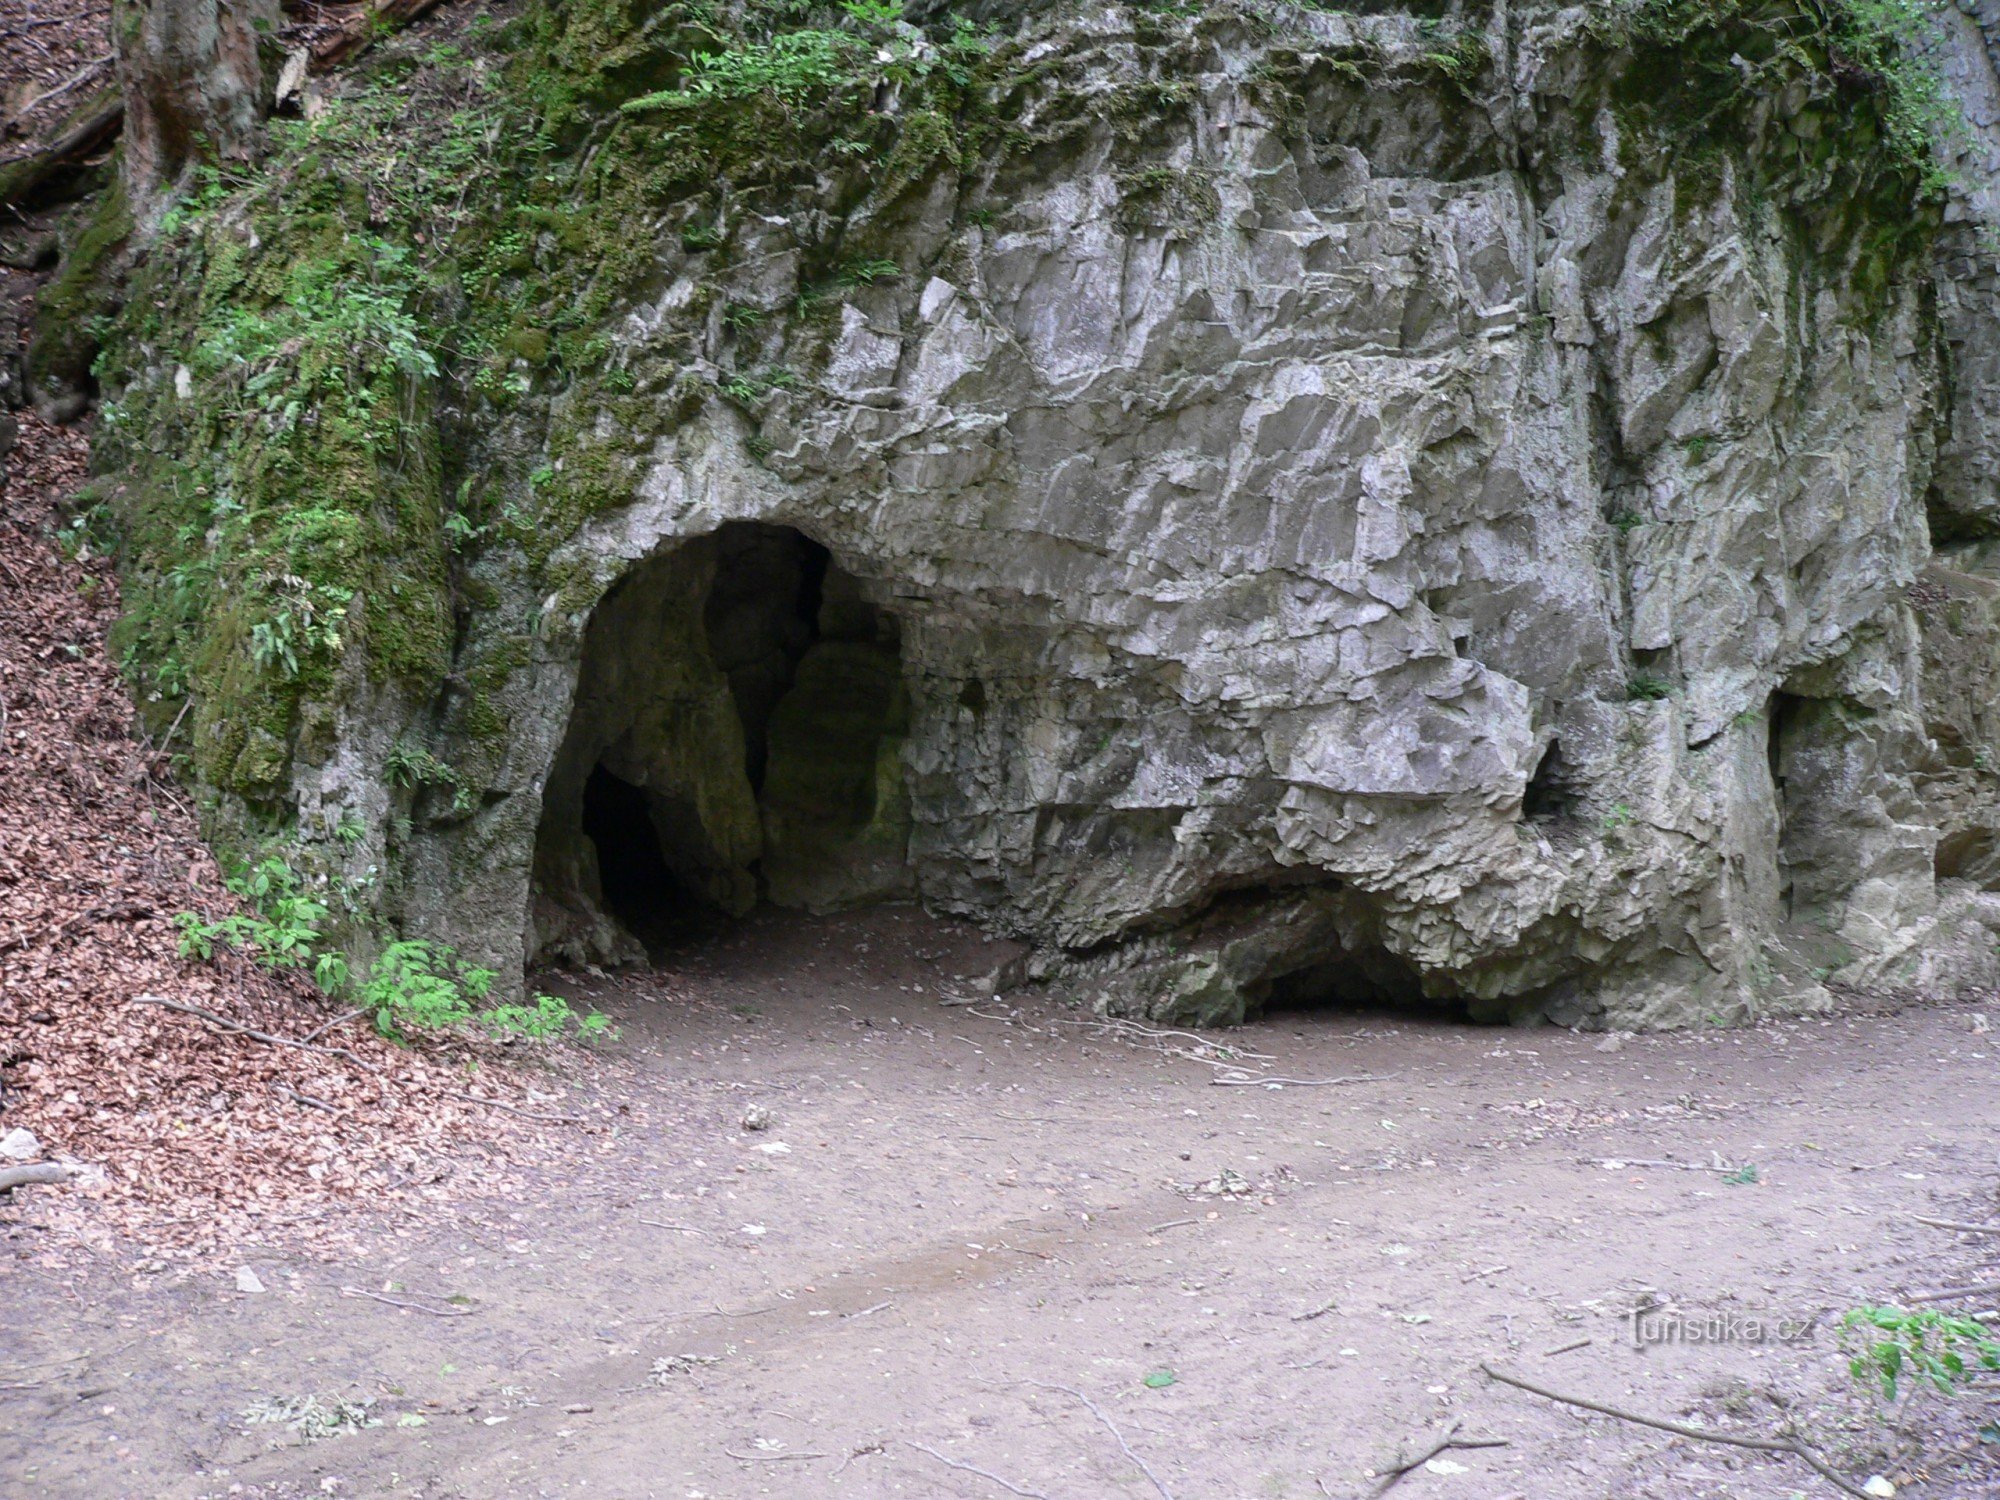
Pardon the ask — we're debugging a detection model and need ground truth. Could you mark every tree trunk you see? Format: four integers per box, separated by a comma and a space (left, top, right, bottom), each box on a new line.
112, 0, 281, 225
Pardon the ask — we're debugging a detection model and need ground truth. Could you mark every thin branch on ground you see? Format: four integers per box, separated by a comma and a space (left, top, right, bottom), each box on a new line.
1017, 1379, 1173, 1500
1213, 1072, 1386, 1087
1911, 1214, 2000, 1236
130, 995, 381, 1074
298, 1007, 366, 1043
441, 1089, 582, 1125
24, 55, 110, 112
339, 1286, 475, 1316
270, 1082, 339, 1114
1907, 1282, 2000, 1304
1581, 1157, 1736, 1173
902, 1440, 1051, 1498
1369, 1415, 1510, 1497
1478, 1362, 1870, 1499
723, 1448, 830, 1462
833, 1439, 885, 1475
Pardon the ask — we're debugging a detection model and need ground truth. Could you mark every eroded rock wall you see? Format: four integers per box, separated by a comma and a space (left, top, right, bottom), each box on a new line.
91, 0, 2000, 1026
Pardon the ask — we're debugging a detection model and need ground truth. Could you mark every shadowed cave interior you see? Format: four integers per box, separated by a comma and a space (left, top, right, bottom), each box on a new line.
532, 523, 913, 959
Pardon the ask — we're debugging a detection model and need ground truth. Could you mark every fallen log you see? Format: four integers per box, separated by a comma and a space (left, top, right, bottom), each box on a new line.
0, 89, 123, 212
0, 1163, 74, 1194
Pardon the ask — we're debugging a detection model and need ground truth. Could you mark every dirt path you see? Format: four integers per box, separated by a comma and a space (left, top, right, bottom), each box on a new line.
3, 905, 1997, 1499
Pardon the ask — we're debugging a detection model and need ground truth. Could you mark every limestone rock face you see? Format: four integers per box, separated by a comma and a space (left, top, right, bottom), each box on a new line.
98, 0, 2000, 1026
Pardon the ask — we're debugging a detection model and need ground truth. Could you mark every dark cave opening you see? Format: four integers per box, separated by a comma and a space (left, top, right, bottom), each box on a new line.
703, 524, 832, 794
535, 522, 913, 965
1522, 737, 1577, 822
1768, 690, 1806, 918
579, 762, 716, 945
1258, 945, 1458, 1019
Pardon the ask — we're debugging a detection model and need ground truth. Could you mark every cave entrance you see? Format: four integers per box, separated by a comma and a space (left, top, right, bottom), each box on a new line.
530, 523, 913, 966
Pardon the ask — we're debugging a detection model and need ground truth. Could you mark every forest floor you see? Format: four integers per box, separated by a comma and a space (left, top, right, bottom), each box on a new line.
3, 900, 1998, 1500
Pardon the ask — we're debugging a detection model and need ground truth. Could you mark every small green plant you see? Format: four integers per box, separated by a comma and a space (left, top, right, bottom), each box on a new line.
680, 221, 721, 252
359, 940, 489, 1035
723, 303, 765, 332
177, 861, 610, 1043
1722, 1163, 1759, 1186
1601, 801, 1634, 832
837, 256, 901, 287
442, 512, 480, 550
1609, 509, 1644, 533
174, 858, 330, 972
1842, 1306, 2000, 1402
1626, 675, 1674, 701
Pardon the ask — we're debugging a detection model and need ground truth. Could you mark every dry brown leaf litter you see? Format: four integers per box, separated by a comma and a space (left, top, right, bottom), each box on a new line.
0, 0, 112, 160
0, 409, 609, 1254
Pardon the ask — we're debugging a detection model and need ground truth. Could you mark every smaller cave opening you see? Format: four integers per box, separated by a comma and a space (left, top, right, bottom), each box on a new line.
1259, 946, 1456, 1020
1522, 737, 1577, 822
579, 764, 718, 948
1767, 690, 1807, 918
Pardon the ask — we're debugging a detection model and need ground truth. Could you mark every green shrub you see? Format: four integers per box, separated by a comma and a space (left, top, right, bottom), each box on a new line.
1843, 1305, 2000, 1401
176, 860, 612, 1043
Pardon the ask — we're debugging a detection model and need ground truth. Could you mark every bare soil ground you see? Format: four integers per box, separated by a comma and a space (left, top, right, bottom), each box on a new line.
4, 904, 1996, 1500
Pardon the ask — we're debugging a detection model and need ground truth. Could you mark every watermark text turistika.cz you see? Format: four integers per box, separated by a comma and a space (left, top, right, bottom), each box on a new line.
1626, 1308, 1820, 1348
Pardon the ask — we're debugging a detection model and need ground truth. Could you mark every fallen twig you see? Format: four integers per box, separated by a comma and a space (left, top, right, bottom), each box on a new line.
1907, 1282, 2000, 1304
1213, 1072, 1386, 1087
903, 1440, 1050, 1498
1292, 1297, 1338, 1322
1018, 1379, 1173, 1500
130, 994, 381, 1073
299, 1007, 367, 1044
1148, 1218, 1198, 1234
270, 1081, 340, 1114
637, 1219, 707, 1234
0, 1163, 73, 1194
339, 1285, 474, 1316
1479, 1362, 1869, 1498
442, 1089, 582, 1125
1369, 1416, 1511, 1497
834, 1439, 885, 1475
1911, 1214, 2000, 1236
1462, 1263, 1511, 1283
1582, 1157, 1733, 1173
723, 1448, 829, 1462
844, 1301, 894, 1319
1542, 1337, 1592, 1357
23, 56, 111, 114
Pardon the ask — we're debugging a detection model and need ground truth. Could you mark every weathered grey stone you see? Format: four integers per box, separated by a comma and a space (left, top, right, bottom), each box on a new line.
106, 1, 2000, 1028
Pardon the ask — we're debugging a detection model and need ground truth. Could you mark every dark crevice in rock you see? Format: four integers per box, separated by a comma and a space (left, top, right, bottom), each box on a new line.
1522, 737, 1578, 823
1766, 690, 1808, 920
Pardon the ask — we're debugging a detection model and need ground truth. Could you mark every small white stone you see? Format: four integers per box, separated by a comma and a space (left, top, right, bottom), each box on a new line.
234, 1267, 266, 1294
0, 1128, 40, 1162
1863, 1478, 1897, 1498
